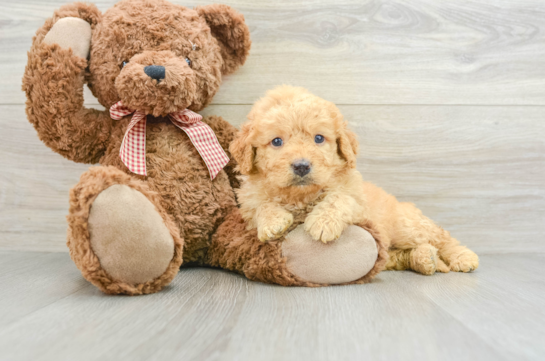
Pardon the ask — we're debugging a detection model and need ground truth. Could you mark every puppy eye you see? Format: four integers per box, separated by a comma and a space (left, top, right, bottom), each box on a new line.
122, 61, 128, 68
314, 134, 325, 144
185, 58, 192, 68
271, 138, 283, 147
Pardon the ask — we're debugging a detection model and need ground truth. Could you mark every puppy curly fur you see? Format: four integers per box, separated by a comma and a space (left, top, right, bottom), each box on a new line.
231, 86, 479, 275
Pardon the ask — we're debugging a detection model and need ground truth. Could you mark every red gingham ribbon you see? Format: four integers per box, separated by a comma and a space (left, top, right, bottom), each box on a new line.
110, 101, 229, 179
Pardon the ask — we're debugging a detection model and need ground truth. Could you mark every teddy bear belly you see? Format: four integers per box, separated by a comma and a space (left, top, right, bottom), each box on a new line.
103, 122, 236, 265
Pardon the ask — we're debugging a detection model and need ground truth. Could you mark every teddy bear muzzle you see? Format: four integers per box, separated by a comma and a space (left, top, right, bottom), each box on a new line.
115, 50, 197, 117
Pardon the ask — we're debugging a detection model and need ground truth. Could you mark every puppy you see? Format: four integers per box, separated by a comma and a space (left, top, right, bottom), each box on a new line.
230, 85, 479, 274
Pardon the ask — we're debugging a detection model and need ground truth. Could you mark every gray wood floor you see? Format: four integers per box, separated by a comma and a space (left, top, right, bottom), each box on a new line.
1, 0, 545, 360
0, 252, 543, 361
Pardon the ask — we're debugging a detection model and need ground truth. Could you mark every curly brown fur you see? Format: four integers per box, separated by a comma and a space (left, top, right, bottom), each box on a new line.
207, 208, 314, 286
68, 166, 184, 295
231, 86, 479, 275
23, 0, 251, 294
196, 4, 251, 75
207, 210, 388, 286
24, 1, 383, 292
115, 51, 198, 117
22, 2, 111, 163
87, 0, 249, 112
23, 0, 251, 163
92, 115, 239, 265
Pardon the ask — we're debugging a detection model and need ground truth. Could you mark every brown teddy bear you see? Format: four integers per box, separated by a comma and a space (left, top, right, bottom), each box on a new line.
23, 0, 387, 295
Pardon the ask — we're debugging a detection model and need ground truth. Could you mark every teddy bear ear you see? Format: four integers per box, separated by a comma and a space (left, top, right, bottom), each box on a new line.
196, 4, 251, 75
50, 2, 101, 27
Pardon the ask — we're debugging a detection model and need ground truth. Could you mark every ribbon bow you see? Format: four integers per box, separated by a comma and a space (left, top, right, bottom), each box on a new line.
110, 101, 229, 179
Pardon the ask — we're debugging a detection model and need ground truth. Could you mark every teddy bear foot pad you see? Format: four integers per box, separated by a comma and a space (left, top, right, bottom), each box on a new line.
88, 185, 175, 285
282, 225, 378, 284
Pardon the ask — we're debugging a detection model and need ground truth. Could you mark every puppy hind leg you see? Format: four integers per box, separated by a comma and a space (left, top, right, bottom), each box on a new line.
438, 239, 479, 273
389, 202, 454, 274
385, 249, 412, 271
418, 217, 479, 272
435, 257, 450, 273
410, 244, 438, 275
394, 202, 478, 273
386, 244, 447, 275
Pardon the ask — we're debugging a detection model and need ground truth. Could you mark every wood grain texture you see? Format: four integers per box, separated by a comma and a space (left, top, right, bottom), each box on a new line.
2, 0, 545, 105
0, 252, 91, 328
407, 253, 545, 361
2, 104, 543, 253
0, 252, 543, 361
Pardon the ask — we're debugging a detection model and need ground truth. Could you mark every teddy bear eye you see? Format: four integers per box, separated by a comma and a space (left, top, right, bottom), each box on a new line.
271, 138, 283, 147
185, 58, 192, 68
122, 61, 128, 68
315, 134, 325, 144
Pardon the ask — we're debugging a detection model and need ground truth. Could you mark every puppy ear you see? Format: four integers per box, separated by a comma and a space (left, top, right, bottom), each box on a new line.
337, 123, 359, 169
196, 4, 251, 75
329, 103, 358, 168
230, 123, 256, 175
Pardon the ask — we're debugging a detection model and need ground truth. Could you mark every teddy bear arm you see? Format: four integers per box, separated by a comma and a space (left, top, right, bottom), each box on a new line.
201, 115, 241, 189
23, 15, 113, 164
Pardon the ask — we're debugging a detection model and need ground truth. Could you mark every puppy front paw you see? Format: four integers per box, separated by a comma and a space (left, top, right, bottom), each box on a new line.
257, 213, 294, 242
304, 212, 347, 243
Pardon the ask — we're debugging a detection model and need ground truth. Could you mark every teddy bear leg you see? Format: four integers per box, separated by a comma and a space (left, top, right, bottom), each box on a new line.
206, 210, 388, 286
67, 166, 183, 295
206, 208, 308, 286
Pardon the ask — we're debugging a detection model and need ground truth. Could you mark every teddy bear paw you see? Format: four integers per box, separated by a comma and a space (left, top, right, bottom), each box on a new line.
88, 185, 175, 285
43, 17, 92, 59
282, 225, 378, 284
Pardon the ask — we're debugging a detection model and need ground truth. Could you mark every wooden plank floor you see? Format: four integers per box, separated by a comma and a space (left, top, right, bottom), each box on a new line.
0, 252, 543, 361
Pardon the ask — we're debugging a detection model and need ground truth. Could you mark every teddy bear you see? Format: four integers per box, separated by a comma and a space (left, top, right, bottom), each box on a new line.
23, 0, 387, 295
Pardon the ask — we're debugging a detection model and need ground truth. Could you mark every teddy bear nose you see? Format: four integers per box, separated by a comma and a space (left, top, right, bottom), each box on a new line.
144, 65, 165, 82
292, 159, 311, 177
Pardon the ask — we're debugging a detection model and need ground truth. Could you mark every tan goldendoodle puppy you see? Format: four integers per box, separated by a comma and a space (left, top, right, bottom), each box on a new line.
230, 85, 479, 275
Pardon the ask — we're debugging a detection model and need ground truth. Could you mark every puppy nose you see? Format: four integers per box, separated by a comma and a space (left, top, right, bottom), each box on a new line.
144, 65, 165, 82
292, 159, 311, 177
